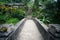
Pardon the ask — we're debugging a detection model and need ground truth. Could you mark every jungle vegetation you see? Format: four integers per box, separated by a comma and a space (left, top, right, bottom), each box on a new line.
0, 0, 59, 25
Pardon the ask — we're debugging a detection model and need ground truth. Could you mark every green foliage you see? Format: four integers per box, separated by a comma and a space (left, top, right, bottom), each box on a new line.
41, 1, 58, 24
0, 0, 23, 3
32, 0, 58, 24
10, 8, 26, 20
6, 18, 19, 25
0, 12, 10, 23
0, 2, 6, 4
0, 0, 59, 25
0, 6, 26, 24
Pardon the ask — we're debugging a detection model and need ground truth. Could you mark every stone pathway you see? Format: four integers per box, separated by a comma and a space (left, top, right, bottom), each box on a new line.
17, 19, 44, 40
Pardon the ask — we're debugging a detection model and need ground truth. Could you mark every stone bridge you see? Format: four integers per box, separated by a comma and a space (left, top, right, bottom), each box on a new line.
0, 18, 60, 40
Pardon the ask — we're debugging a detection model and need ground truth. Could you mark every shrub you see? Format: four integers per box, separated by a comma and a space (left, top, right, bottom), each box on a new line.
0, 27, 8, 33
6, 18, 19, 25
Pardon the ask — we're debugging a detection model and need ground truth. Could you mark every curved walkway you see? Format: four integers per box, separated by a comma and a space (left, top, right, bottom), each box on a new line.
17, 19, 44, 40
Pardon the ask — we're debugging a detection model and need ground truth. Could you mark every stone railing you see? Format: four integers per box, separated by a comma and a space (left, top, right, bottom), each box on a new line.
33, 18, 49, 40
48, 24, 60, 40
33, 18, 60, 40
0, 18, 26, 40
